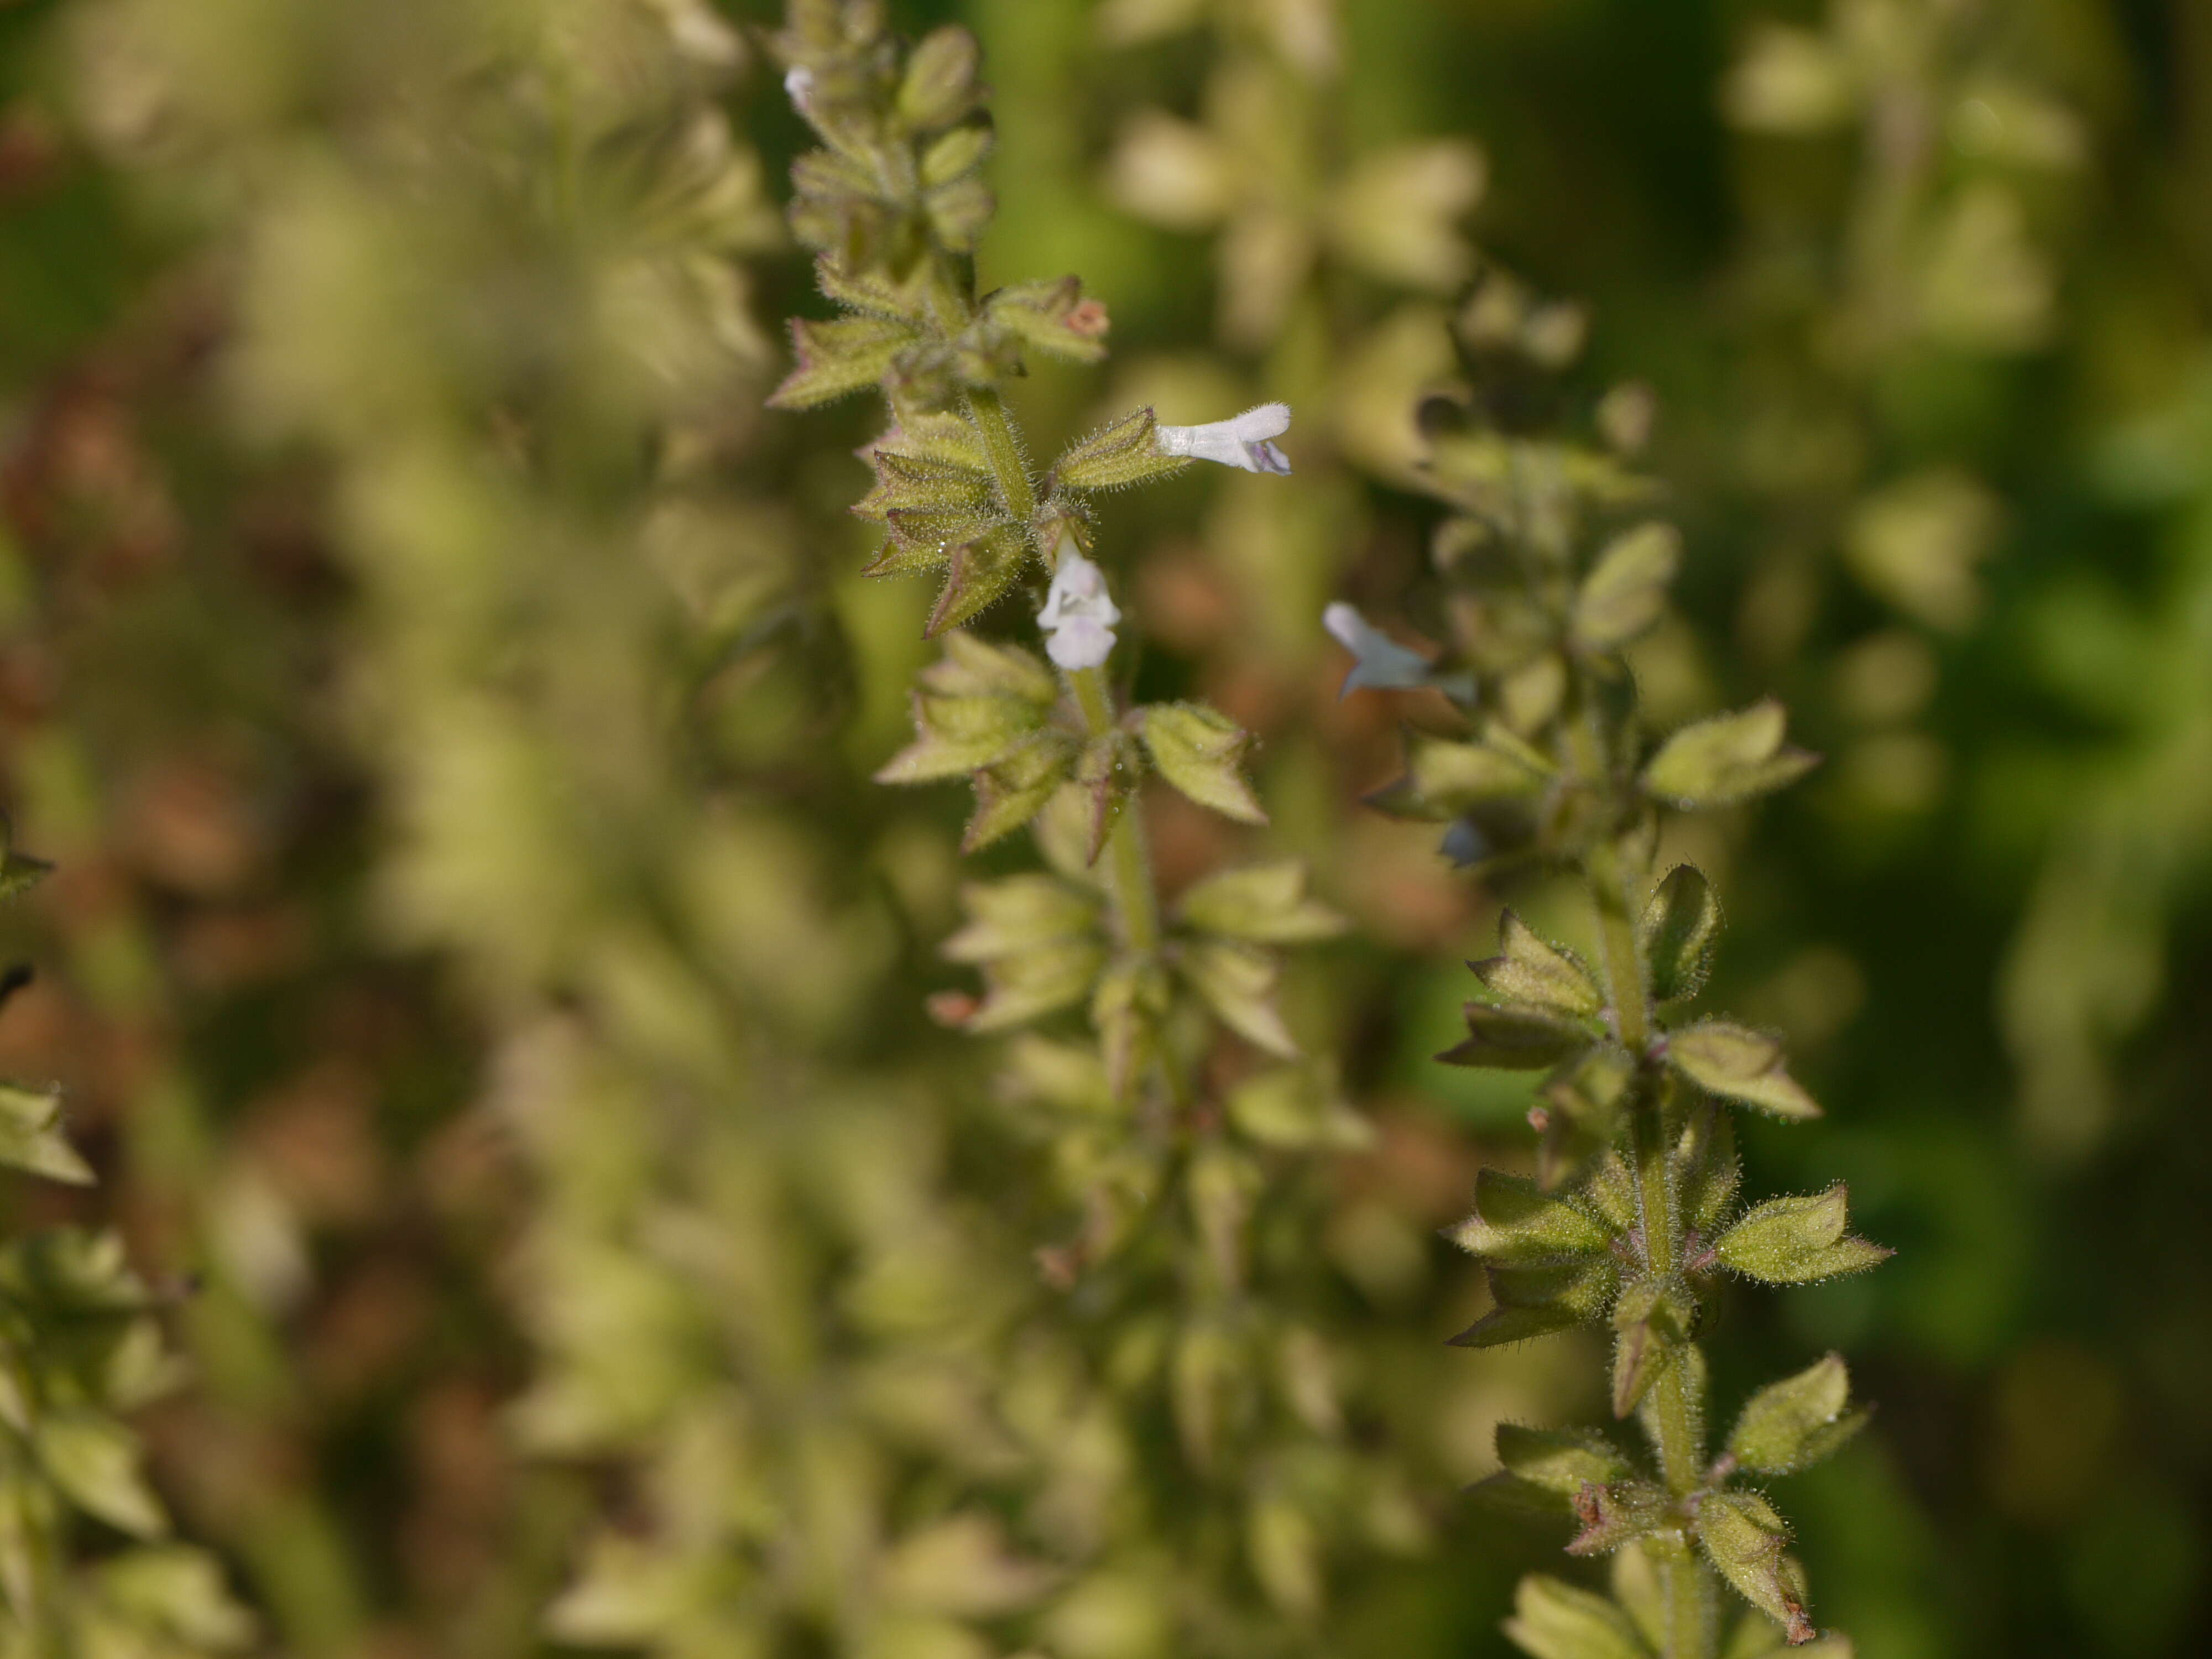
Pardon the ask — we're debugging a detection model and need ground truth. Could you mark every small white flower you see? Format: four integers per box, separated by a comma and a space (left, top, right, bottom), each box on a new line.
1156, 402, 1293, 474
784, 66, 816, 111
1322, 602, 1477, 702
1039, 549, 1121, 671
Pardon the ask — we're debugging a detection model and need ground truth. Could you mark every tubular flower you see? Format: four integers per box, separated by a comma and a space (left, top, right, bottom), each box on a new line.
1039, 549, 1121, 671
1156, 402, 1293, 474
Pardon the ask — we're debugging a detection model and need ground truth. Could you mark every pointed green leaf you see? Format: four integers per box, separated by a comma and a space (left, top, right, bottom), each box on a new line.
769, 314, 919, 408
1452, 1259, 1619, 1348
1503, 1574, 1653, 1659
963, 740, 1074, 852
1473, 911, 1604, 1017
1439, 1001, 1588, 1071
1574, 522, 1680, 653
1728, 1354, 1870, 1477
1495, 1425, 1632, 1498
925, 526, 1030, 637
1676, 1107, 1740, 1236
1447, 1170, 1615, 1265
1139, 703, 1266, 824
1713, 1187, 1890, 1285
38, 1409, 168, 1538
1179, 940, 1298, 1057
1666, 1021, 1819, 1120
1697, 1490, 1815, 1644
0, 1083, 95, 1186
942, 876, 1098, 963
1641, 865, 1721, 1005
1175, 860, 1345, 945
898, 25, 983, 128
1642, 701, 1818, 810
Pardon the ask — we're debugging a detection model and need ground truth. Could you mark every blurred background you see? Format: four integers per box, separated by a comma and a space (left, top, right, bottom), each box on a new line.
0, 0, 2208, 1655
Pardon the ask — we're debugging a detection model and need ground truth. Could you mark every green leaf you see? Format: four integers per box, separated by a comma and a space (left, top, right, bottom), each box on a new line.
1439, 1001, 1589, 1071
1641, 865, 1721, 1004
926, 525, 1031, 637
1225, 1066, 1371, 1151
942, 877, 1099, 964
1072, 731, 1141, 865
1728, 1354, 1871, 1476
855, 445, 999, 521
1494, 1424, 1632, 1498
1610, 1277, 1695, 1418
93, 1547, 257, 1649
882, 502, 1006, 557
769, 314, 919, 408
1447, 1170, 1615, 1265
1574, 522, 1680, 653
1178, 940, 1298, 1058
1139, 703, 1266, 824
875, 639, 1058, 785
1666, 1021, 1819, 1120
963, 740, 1075, 852
1053, 407, 1191, 491
1451, 1259, 1618, 1348
921, 122, 994, 189
925, 173, 995, 255
1697, 1490, 1815, 1644
1473, 910, 1604, 1018
1370, 726, 1552, 820
38, 1408, 169, 1538
1675, 1105, 1740, 1235
898, 26, 983, 129
1176, 860, 1345, 945
1611, 1543, 1671, 1655
1503, 1574, 1653, 1659
812, 257, 930, 325
1641, 701, 1818, 810
1713, 1187, 1890, 1285
966, 941, 1108, 1032
0, 1082, 95, 1186
943, 878, 1105, 1033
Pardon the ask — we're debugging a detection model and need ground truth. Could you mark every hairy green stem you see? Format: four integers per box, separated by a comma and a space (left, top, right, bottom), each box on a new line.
1568, 685, 1713, 1659
966, 387, 1037, 524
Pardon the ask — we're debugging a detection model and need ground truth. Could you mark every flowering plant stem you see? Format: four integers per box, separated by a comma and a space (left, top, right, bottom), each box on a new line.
967, 384, 1165, 977
1571, 674, 1714, 1658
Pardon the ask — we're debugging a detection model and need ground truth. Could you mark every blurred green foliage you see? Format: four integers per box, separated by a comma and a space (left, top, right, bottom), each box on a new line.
0, 0, 2200, 1655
